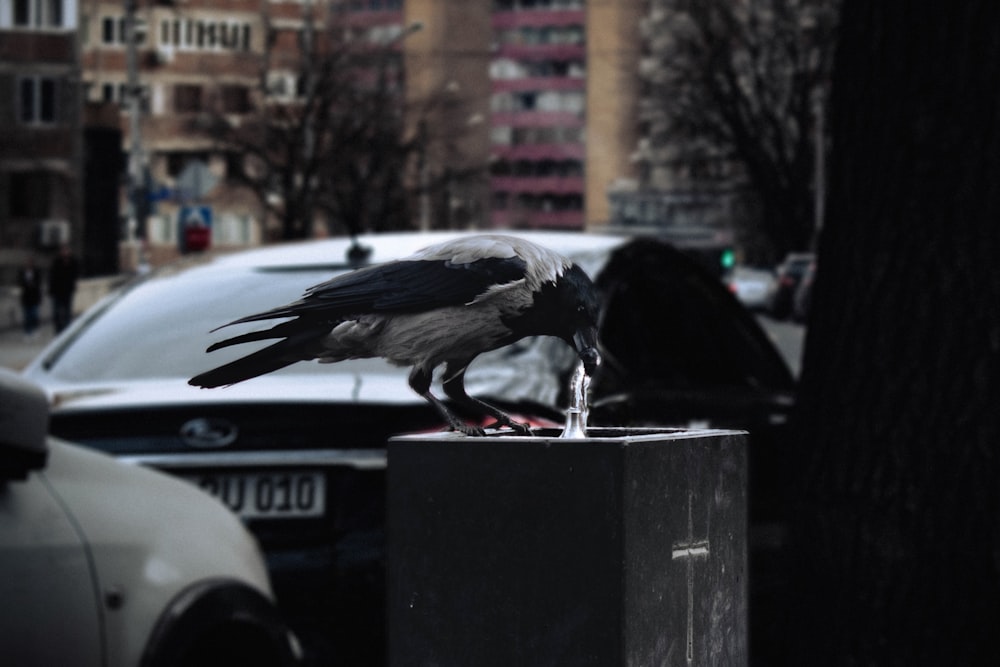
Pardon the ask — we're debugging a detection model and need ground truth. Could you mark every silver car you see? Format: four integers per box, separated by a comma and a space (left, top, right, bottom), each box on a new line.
0, 369, 301, 666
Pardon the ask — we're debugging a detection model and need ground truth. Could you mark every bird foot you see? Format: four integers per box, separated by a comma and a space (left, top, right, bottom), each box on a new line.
443, 418, 530, 437
450, 422, 486, 437
484, 417, 532, 435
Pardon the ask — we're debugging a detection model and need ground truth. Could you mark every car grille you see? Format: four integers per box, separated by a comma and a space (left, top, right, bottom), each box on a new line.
48, 402, 443, 454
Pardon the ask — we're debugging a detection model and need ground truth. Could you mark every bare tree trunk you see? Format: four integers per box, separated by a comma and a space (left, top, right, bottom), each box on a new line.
788, 2, 1000, 665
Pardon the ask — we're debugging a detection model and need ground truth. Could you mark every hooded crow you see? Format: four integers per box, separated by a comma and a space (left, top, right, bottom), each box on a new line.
189, 235, 602, 436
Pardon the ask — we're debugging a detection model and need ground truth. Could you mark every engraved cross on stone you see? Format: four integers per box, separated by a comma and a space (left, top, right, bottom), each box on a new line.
672, 490, 710, 664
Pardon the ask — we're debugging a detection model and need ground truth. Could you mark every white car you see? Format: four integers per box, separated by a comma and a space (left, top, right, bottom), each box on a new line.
0, 369, 301, 667
726, 266, 776, 311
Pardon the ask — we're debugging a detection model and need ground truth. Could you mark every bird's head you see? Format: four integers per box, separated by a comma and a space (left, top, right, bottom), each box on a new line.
531, 263, 602, 377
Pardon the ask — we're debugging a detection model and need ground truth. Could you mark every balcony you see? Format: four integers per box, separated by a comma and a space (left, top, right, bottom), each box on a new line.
491, 175, 585, 196
494, 42, 585, 61
491, 110, 583, 127
0, 30, 76, 63
491, 77, 584, 93
490, 209, 584, 230
491, 144, 585, 161
492, 10, 584, 30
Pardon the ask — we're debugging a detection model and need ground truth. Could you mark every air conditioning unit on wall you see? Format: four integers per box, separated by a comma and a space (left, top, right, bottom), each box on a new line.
37, 219, 70, 248
155, 46, 175, 65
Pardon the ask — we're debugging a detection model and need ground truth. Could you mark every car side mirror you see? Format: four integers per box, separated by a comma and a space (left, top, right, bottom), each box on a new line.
0, 369, 49, 481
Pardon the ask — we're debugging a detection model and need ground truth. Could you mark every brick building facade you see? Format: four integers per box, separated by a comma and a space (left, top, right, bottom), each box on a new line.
3, 1, 669, 274
0, 0, 83, 281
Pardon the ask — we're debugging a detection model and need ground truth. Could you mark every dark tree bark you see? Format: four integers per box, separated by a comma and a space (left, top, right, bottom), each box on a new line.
788, 2, 1000, 665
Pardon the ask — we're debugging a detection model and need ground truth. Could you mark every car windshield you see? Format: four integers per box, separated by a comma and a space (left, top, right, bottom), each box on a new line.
37, 261, 399, 382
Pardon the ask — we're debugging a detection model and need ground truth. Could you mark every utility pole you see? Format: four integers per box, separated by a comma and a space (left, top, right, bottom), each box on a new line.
124, 0, 146, 247
299, 0, 315, 239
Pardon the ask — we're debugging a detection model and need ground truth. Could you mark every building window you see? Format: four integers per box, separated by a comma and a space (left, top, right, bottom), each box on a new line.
101, 16, 116, 43
497, 24, 584, 47
490, 126, 512, 145
266, 71, 296, 100
13, 0, 30, 25
8, 172, 50, 218
493, 0, 585, 9
18, 76, 58, 125
219, 85, 251, 114
13, 0, 66, 29
174, 84, 203, 112
215, 215, 254, 246
159, 18, 252, 52
96, 81, 150, 111
100, 15, 145, 45
332, 0, 403, 11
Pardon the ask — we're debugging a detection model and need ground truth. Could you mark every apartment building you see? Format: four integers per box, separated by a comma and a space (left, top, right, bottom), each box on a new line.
2, 1, 660, 273
79, 0, 450, 266
410, 0, 637, 231
0, 0, 83, 280
488, 0, 586, 229
79, 0, 269, 267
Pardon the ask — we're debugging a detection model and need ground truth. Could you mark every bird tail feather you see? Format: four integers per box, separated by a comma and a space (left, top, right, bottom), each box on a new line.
190, 339, 306, 388
209, 304, 305, 332
206, 327, 284, 353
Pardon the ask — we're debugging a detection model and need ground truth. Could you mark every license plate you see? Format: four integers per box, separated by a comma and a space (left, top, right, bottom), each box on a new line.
186, 471, 326, 519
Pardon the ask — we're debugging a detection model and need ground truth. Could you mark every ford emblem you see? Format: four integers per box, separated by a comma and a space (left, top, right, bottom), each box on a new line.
180, 417, 238, 448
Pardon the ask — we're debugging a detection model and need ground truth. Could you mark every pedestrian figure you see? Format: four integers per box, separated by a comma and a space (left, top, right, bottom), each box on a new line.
49, 244, 79, 334
17, 256, 43, 339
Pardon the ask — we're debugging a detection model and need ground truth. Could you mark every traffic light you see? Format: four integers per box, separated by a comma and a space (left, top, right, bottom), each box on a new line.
720, 247, 736, 271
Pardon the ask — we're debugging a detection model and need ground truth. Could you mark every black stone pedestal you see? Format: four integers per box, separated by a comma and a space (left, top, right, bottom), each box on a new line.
387, 427, 748, 666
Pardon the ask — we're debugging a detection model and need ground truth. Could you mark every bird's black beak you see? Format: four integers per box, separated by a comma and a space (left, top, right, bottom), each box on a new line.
573, 327, 601, 377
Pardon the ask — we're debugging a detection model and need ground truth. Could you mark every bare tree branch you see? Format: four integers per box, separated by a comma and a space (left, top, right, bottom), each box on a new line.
642, 0, 840, 260
197, 15, 472, 241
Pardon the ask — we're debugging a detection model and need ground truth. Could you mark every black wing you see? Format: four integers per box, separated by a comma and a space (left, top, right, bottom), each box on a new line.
215, 255, 529, 329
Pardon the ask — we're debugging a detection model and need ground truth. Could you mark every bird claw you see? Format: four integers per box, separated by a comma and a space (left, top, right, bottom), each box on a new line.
484, 417, 532, 436
446, 419, 530, 437
451, 423, 486, 437
511, 421, 532, 435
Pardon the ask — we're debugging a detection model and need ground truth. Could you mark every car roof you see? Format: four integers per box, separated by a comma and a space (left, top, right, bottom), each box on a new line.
200, 230, 628, 272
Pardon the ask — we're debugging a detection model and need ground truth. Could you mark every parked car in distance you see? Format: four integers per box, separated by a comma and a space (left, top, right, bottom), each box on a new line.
22, 230, 796, 665
766, 252, 815, 319
726, 266, 776, 311
0, 369, 300, 667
